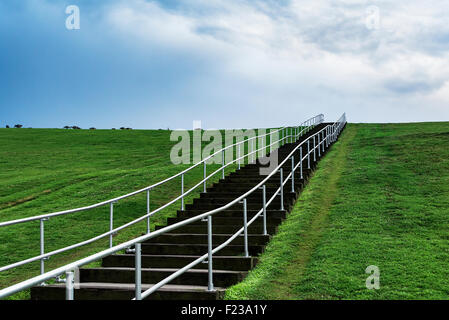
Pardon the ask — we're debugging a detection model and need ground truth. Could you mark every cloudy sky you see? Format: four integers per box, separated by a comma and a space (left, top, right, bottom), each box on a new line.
1, 0, 448, 129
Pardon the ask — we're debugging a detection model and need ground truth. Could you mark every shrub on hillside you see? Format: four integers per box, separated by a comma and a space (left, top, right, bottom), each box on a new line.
5, 125, 9, 128
14, 124, 23, 128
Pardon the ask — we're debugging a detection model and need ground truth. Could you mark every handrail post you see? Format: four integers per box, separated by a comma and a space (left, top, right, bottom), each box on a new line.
262, 185, 267, 236
146, 190, 151, 234
221, 150, 225, 179
264, 135, 266, 156
270, 132, 273, 153
313, 135, 316, 162
325, 127, 328, 147
207, 215, 214, 291
300, 146, 303, 179
238, 143, 241, 170
135, 243, 142, 300
243, 199, 249, 257
109, 202, 114, 248
251, 138, 255, 164
40, 219, 45, 275
307, 139, 311, 169
318, 134, 321, 157
280, 168, 284, 211
66, 270, 74, 300
291, 156, 295, 193
321, 131, 326, 153
203, 161, 207, 193
181, 174, 185, 210
320, 131, 323, 153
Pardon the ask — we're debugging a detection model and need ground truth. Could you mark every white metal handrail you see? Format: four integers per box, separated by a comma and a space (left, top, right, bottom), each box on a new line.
0, 115, 323, 276
0, 113, 346, 300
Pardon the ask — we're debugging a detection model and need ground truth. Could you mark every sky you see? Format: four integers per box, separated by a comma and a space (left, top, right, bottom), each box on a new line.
1, 0, 449, 129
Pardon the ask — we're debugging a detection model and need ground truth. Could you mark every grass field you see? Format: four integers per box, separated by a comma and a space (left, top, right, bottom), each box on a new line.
0, 127, 254, 297
2, 122, 448, 300
226, 122, 449, 299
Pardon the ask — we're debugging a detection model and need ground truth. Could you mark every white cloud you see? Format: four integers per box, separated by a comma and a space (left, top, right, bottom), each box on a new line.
7, 0, 449, 126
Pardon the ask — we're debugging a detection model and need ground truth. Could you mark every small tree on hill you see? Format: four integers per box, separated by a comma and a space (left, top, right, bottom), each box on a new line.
14, 124, 23, 128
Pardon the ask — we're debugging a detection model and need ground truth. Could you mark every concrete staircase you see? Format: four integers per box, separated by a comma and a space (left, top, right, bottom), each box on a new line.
31, 123, 337, 300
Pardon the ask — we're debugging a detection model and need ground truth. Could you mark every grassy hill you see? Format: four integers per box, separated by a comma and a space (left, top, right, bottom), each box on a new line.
226, 122, 449, 299
0, 128, 240, 297
2, 122, 449, 300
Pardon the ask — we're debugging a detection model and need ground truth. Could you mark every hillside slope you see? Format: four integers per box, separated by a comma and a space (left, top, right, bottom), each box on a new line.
226, 122, 449, 299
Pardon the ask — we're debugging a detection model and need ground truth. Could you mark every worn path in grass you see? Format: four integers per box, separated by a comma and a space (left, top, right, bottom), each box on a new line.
226, 122, 449, 299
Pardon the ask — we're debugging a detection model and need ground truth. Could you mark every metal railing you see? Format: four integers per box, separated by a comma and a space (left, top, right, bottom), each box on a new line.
0, 114, 330, 296
0, 113, 346, 299
0, 113, 347, 300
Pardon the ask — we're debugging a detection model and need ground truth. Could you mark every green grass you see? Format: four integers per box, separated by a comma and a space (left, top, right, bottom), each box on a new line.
226, 122, 449, 300
1, 127, 279, 298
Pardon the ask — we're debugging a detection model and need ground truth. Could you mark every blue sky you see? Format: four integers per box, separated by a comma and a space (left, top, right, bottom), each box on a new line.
1, 0, 449, 129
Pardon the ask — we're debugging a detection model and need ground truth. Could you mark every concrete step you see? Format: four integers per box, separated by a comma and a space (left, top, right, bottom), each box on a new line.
228, 170, 311, 179
234, 158, 316, 170
177, 209, 287, 219
192, 195, 297, 206
80, 267, 247, 287
140, 243, 265, 256
158, 223, 278, 235
199, 188, 303, 200
184, 201, 294, 212
167, 216, 283, 227
102, 254, 258, 271
31, 283, 225, 300
209, 181, 286, 189
206, 185, 287, 194
143, 234, 270, 246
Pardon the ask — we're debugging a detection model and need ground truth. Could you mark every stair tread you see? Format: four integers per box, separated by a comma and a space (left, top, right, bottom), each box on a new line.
41, 282, 226, 292
85, 267, 246, 275
142, 243, 262, 247
111, 254, 255, 259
